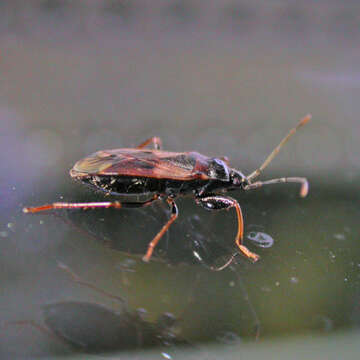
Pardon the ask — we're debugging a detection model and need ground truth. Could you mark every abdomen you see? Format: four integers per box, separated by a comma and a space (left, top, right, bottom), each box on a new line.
79, 175, 207, 197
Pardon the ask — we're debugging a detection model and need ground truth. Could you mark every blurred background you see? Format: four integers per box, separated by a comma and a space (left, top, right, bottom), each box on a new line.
1, 0, 360, 358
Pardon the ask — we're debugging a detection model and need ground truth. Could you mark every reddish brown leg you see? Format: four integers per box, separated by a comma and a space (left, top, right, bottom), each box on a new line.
23, 201, 122, 213
136, 136, 162, 150
23, 196, 160, 214
23, 195, 178, 262
142, 198, 178, 262
196, 195, 259, 263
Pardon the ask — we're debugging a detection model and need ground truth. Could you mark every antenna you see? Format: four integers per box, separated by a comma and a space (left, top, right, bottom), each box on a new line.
247, 114, 311, 182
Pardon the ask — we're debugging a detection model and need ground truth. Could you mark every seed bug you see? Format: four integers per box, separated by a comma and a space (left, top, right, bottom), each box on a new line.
23, 114, 311, 267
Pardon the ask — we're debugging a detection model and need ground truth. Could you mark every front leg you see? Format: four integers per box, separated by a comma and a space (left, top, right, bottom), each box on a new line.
196, 195, 259, 263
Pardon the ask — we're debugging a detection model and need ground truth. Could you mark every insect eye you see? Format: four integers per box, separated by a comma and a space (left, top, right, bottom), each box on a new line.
231, 172, 244, 186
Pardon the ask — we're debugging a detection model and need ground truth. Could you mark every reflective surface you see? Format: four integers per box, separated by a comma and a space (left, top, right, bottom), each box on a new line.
1, 1, 360, 358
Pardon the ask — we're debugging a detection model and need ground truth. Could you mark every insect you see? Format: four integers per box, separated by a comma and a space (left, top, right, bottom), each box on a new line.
23, 114, 311, 266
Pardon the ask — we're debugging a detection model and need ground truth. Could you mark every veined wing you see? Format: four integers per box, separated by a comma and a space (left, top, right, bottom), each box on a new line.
71, 149, 210, 181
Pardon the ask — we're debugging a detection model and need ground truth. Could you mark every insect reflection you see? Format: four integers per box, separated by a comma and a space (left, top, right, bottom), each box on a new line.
7, 263, 187, 353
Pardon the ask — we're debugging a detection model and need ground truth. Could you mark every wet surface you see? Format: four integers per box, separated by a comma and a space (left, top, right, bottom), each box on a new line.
1, 1, 360, 358
2, 179, 360, 357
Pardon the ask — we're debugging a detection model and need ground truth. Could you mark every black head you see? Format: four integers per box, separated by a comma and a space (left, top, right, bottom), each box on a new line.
206, 158, 248, 192
207, 158, 230, 181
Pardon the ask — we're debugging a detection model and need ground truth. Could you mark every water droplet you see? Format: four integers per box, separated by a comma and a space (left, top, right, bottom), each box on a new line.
193, 251, 202, 261
290, 276, 299, 284
333, 233, 345, 240
261, 286, 271, 292
116, 258, 136, 272
39, 220, 44, 225
229, 281, 235, 287
217, 331, 242, 345
313, 315, 333, 332
162, 352, 172, 360
247, 231, 274, 248
7, 223, 15, 231
275, 281, 280, 286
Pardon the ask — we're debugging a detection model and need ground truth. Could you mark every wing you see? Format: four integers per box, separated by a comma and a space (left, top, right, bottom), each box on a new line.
71, 149, 211, 181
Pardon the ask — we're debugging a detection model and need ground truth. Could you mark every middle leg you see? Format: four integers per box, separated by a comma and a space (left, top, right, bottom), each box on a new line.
136, 136, 162, 150
142, 198, 178, 262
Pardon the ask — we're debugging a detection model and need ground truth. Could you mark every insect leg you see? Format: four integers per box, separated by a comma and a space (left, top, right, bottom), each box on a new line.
23, 201, 122, 213
3, 320, 62, 344
119, 195, 160, 208
56, 262, 128, 306
23, 195, 160, 213
247, 114, 311, 182
136, 136, 162, 150
243, 177, 309, 197
196, 195, 259, 263
142, 198, 178, 262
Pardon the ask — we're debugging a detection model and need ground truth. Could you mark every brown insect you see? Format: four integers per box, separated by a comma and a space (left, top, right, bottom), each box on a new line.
23, 114, 311, 268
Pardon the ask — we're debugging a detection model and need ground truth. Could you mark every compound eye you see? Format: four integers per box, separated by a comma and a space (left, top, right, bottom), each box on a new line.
231, 172, 244, 186
233, 177, 241, 186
